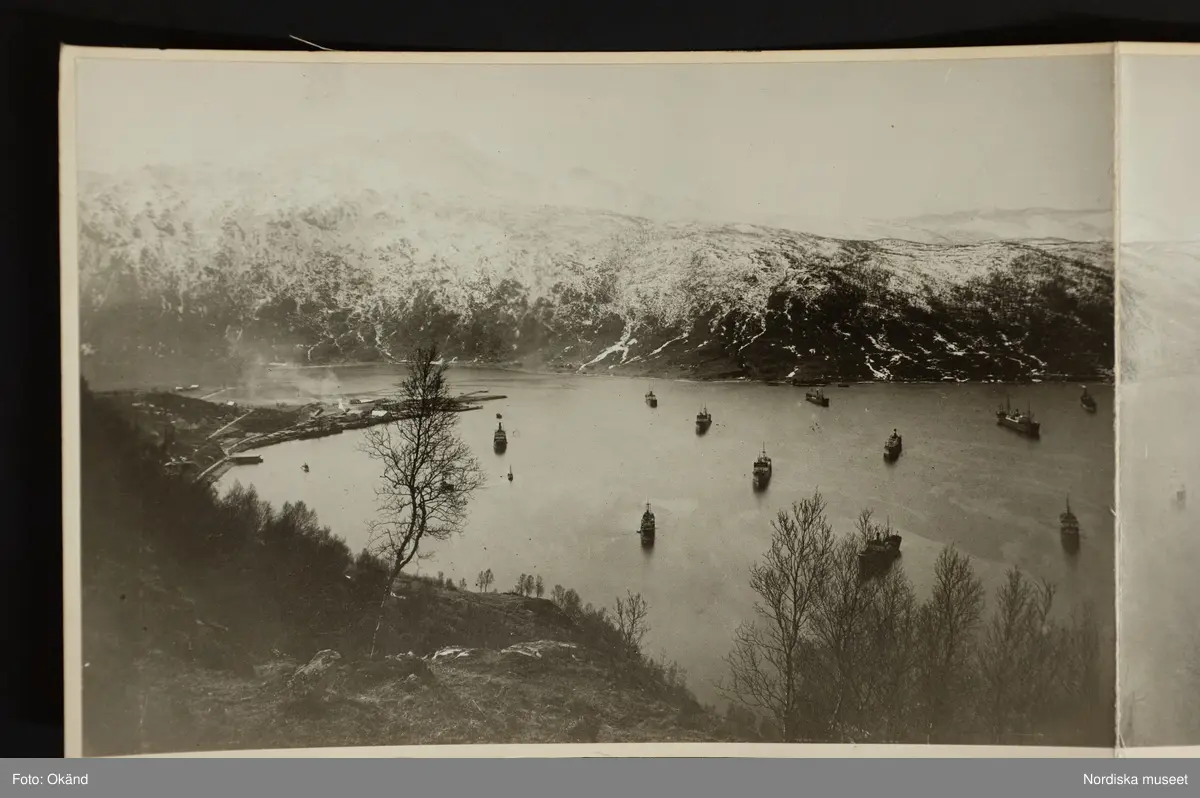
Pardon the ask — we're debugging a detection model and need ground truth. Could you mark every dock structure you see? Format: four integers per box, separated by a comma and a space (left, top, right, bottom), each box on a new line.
190, 395, 494, 485
206, 408, 257, 441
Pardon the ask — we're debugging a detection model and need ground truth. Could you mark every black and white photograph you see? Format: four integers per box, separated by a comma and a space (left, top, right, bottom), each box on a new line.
61, 46, 1116, 756
1115, 45, 1200, 752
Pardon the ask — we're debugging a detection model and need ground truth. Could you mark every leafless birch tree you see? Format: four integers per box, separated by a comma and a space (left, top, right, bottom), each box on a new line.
915, 546, 984, 741
718, 491, 836, 741
359, 345, 485, 657
615, 591, 651, 657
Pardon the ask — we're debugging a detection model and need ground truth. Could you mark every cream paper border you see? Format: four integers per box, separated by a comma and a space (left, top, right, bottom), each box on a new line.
1112, 42, 1125, 753
1112, 40, 1200, 760
60, 42, 1121, 760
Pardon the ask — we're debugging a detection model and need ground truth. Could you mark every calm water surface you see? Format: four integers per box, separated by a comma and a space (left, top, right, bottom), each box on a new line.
1119, 376, 1200, 745
217, 366, 1115, 704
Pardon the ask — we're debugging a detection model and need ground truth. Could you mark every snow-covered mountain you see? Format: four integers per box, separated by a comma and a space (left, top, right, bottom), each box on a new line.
72, 137, 1115, 386
1119, 241, 1200, 383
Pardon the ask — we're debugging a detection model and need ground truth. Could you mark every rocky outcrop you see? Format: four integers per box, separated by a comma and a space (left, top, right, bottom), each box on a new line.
286, 649, 344, 702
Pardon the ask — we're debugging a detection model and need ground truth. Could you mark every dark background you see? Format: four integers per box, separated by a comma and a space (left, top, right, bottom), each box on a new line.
4, 0, 1200, 758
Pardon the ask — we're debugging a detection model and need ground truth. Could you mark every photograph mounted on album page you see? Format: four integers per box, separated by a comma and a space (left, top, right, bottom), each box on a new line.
59, 43, 1116, 758
1115, 42, 1200, 758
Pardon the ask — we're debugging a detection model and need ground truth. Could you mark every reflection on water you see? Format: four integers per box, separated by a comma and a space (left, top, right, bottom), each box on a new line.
217, 366, 1114, 705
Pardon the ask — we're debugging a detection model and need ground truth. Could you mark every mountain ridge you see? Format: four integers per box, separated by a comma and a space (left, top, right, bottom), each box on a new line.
73, 152, 1115, 388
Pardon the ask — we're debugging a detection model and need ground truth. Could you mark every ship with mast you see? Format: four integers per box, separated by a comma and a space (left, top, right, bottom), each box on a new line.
883, 428, 903, 462
805, 387, 830, 407
1060, 497, 1080, 553
638, 502, 656, 547
752, 445, 773, 491
1080, 385, 1097, 413
645, 387, 658, 408
695, 405, 713, 435
858, 517, 902, 575
493, 416, 508, 453
996, 396, 1041, 438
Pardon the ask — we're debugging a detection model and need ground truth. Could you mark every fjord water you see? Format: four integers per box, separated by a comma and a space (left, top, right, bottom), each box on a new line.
217, 366, 1114, 704
1119, 376, 1199, 745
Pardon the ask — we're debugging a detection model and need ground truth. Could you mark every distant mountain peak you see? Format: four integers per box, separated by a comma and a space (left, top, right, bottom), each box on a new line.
74, 164, 1114, 389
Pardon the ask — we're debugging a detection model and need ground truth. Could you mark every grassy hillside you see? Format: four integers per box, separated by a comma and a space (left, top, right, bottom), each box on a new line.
79, 380, 726, 755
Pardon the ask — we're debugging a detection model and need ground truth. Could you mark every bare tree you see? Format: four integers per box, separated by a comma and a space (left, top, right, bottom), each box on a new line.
811, 536, 881, 740
718, 491, 836, 742
515, 573, 528, 595
975, 567, 1062, 742
554, 587, 582, 616
614, 591, 651, 657
476, 568, 494, 593
915, 546, 984, 741
359, 345, 485, 657
1050, 600, 1107, 744
535, 575, 545, 598
860, 563, 919, 741
855, 508, 881, 544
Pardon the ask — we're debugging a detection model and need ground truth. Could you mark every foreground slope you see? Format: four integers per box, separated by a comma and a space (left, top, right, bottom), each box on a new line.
80, 383, 724, 754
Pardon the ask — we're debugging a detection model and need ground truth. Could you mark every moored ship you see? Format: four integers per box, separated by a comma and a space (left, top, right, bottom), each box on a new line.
752, 445, 773, 491
1060, 497, 1080, 553
883, 429, 903, 462
858, 521, 903, 574
996, 397, 1041, 438
493, 420, 508, 453
1080, 386, 1097, 413
805, 387, 830, 407
638, 502, 656, 546
695, 406, 713, 434
645, 388, 658, 408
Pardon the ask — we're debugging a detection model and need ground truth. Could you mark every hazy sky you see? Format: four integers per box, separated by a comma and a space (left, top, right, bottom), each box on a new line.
1120, 55, 1200, 242
74, 53, 1113, 221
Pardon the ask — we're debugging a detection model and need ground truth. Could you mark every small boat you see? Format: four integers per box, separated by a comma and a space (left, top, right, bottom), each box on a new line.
493, 421, 508, 453
507, 466, 514, 482
858, 521, 903, 574
301, 463, 310, 473
645, 388, 658, 408
1080, 386, 1097, 413
695, 406, 713, 435
638, 502, 656, 546
1060, 498, 1081, 553
752, 445, 773, 491
996, 396, 1041, 438
883, 429, 902, 462
805, 387, 830, 407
